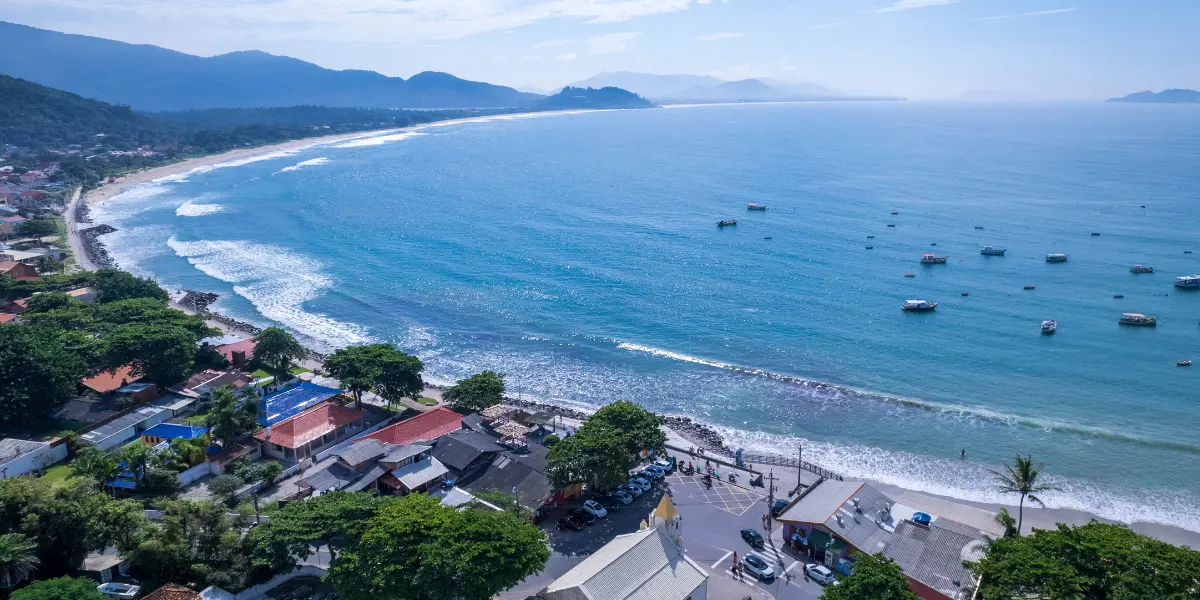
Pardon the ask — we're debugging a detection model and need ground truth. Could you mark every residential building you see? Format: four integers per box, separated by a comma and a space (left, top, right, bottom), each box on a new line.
170, 369, 255, 398
0, 438, 68, 479
430, 429, 505, 474
254, 401, 367, 461
296, 440, 448, 496
258, 381, 344, 425
0, 215, 24, 236
116, 382, 160, 404
82, 364, 143, 395
140, 423, 209, 446
0, 313, 17, 324
542, 514, 708, 600
142, 583, 202, 600
458, 439, 575, 519
0, 260, 38, 281
79, 547, 129, 583
16, 190, 49, 208
215, 338, 256, 368
78, 406, 169, 450
364, 406, 464, 445
67, 286, 97, 302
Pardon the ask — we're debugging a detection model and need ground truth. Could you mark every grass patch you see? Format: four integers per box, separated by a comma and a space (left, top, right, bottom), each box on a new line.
417, 397, 439, 406
251, 364, 310, 379
41, 464, 74, 489
251, 369, 270, 379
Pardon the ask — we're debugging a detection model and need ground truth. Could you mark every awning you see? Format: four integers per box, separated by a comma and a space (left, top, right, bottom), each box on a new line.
391, 456, 450, 490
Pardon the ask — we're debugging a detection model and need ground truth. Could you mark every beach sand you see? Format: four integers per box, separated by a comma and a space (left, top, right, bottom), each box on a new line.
65, 118, 1200, 551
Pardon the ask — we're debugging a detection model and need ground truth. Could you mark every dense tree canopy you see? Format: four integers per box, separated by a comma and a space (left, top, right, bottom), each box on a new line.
820, 553, 918, 600
14, 219, 58, 238
90, 269, 169, 303
327, 493, 549, 600
103, 323, 199, 387
323, 344, 424, 407
251, 491, 385, 572
0, 323, 89, 432
10, 576, 105, 600
969, 521, 1200, 600
127, 500, 262, 592
252, 327, 306, 381
442, 370, 506, 412
546, 400, 665, 489
205, 387, 259, 446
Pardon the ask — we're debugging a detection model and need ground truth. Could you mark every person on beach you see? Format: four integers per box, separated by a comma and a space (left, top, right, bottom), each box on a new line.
961, 448, 966, 458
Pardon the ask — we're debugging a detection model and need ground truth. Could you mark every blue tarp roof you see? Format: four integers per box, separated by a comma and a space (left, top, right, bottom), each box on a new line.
260, 382, 344, 426
141, 422, 208, 440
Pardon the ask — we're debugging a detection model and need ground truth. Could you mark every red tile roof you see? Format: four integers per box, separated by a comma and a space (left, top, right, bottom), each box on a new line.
82, 364, 141, 393
142, 584, 201, 600
365, 407, 462, 446
254, 401, 365, 449
0, 313, 16, 324
216, 338, 256, 361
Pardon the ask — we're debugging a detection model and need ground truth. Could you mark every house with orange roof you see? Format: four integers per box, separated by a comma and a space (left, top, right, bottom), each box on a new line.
82, 365, 142, 395
363, 406, 463, 446
0, 261, 39, 281
254, 401, 368, 461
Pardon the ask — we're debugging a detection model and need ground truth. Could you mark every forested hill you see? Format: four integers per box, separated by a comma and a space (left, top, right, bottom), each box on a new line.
536, 87, 654, 110
0, 73, 168, 148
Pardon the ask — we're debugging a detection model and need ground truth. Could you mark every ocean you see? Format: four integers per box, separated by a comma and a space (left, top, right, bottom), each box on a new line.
90, 102, 1200, 532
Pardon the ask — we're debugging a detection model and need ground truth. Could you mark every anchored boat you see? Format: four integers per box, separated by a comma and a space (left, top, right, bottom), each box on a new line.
980, 246, 1007, 256
1131, 264, 1154, 274
1119, 313, 1157, 326
1041, 320, 1057, 334
717, 220, 737, 227
1175, 275, 1200, 288
902, 300, 937, 311
920, 253, 948, 264
747, 203, 767, 210
1046, 254, 1069, 263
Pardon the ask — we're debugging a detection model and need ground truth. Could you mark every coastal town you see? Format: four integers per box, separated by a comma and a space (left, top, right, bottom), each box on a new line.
4, 13, 1200, 600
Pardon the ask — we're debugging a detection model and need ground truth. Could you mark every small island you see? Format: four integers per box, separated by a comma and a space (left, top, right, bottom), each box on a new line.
533, 86, 654, 110
1106, 89, 1200, 103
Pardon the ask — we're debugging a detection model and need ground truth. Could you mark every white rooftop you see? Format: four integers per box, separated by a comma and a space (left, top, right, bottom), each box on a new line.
544, 526, 708, 600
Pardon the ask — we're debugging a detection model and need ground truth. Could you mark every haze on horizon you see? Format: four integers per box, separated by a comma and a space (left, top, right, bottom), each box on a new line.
3, 0, 1197, 101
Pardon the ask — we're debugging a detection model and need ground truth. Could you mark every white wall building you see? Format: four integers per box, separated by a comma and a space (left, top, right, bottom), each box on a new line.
0, 438, 68, 479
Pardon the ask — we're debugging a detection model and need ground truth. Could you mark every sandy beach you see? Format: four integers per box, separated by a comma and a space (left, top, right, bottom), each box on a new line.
64, 114, 1200, 551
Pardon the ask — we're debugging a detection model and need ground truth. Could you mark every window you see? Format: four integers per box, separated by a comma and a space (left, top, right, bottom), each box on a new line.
274, 444, 283, 451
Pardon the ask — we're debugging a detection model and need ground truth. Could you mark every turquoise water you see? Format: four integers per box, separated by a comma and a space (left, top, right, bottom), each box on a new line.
92, 103, 1200, 531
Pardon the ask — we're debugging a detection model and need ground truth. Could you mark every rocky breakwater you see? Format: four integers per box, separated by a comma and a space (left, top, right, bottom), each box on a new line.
79, 224, 117, 269
661, 414, 735, 455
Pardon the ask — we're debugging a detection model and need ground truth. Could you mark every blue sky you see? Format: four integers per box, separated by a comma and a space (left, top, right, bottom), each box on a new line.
5, 0, 1198, 98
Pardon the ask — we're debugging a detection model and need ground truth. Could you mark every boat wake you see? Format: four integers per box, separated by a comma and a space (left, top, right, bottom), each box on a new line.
616, 342, 1200, 455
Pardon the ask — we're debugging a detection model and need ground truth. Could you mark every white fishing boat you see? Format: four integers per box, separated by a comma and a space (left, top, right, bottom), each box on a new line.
902, 300, 937, 311
1041, 320, 1057, 334
1119, 313, 1157, 326
1174, 275, 1200, 288
980, 246, 1006, 256
1046, 254, 1068, 263
1130, 264, 1154, 273
920, 253, 948, 264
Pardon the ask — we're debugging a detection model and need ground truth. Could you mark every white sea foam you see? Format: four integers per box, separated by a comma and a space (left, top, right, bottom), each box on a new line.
154, 148, 308, 183
166, 236, 371, 351
277, 157, 331, 173
90, 183, 175, 223
175, 200, 227, 217
334, 131, 426, 148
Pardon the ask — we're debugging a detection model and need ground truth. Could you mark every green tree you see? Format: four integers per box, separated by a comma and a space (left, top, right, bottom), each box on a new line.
442, 370, 506, 412
994, 507, 1018, 538
328, 494, 549, 600
0, 323, 90, 432
470, 489, 534, 521
205, 387, 258, 446
127, 500, 256, 592
251, 491, 385, 572
10, 576, 105, 600
546, 400, 664, 489
968, 521, 1200, 600
102, 322, 199, 387
820, 553, 918, 600
0, 533, 40, 589
33, 255, 64, 276
992, 455, 1058, 534
90, 269, 169, 303
323, 345, 380, 405
236, 460, 284, 523
15, 219, 58, 238
252, 327, 306, 382
71, 446, 119, 491
587, 400, 666, 457
323, 344, 424, 408
208, 475, 244, 505
21, 292, 77, 314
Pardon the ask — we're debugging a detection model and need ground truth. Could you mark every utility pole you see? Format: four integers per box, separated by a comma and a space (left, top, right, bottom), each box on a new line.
797, 443, 803, 484
766, 470, 777, 527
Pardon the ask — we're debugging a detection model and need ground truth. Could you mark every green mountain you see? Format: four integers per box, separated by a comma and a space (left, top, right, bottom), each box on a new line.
1107, 89, 1200, 103
0, 21, 541, 111
536, 87, 653, 110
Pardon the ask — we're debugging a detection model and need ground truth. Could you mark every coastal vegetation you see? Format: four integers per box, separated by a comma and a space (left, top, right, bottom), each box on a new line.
546, 400, 665, 489
442, 370, 507, 412
820, 553, 918, 600
323, 343, 425, 409
250, 327, 307, 383
991, 454, 1058, 533
9, 576, 106, 600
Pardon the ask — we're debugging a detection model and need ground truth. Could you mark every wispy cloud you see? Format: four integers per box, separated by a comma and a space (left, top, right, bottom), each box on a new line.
556, 53, 579, 61
586, 31, 641, 54
695, 32, 745, 41
530, 39, 572, 50
976, 7, 1078, 21
876, 0, 957, 13
808, 22, 846, 30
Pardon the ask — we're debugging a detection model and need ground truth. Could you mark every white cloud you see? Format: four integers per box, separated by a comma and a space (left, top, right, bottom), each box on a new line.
695, 32, 745, 41
557, 52, 579, 60
976, 7, 1078, 22
876, 0, 957, 13
530, 39, 573, 50
10, 0, 704, 44
808, 22, 846, 30
586, 31, 641, 54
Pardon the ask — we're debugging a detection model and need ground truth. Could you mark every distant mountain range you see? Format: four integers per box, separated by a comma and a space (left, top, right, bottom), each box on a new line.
1107, 89, 1200, 104
0, 21, 541, 111
567, 71, 849, 102
538, 87, 652, 110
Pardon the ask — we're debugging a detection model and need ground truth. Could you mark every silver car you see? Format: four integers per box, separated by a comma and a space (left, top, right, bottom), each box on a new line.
742, 555, 775, 581
805, 564, 837, 585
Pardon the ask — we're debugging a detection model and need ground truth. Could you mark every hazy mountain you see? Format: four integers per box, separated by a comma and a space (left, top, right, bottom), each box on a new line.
758, 78, 839, 98
536, 87, 653, 110
1107, 89, 1200, 103
0, 21, 540, 111
518, 84, 557, 95
665, 79, 784, 101
957, 90, 1035, 102
569, 72, 723, 99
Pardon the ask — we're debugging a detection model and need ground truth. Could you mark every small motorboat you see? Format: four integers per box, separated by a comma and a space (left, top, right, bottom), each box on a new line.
764, 236, 773, 240
887, 224, 896, 228
1046, 254, 1069, 263
902, 299, 937, 311
717, 220, 737, 227
961, 291, 969, 296
866, 246, 874, 249
1186, 250, 1194, 254
974, 226, 984, 230
904, 273, 916, 277
981, 246, 1007, 256
1024, 284, 1036, 290
1091, 232, 1101, 236
1141, 205, 1146, 208
1113, 294, 1125, 299
747, 203, 767, 210
931, 242, 938, 246
920, 254, 948, 264
891, 211, 899, 215
1130, 264, 1154, 273
1180, 360, 1193, 366
1041, 320, 1057, 334
1119, 313, 1157, 326
867, 235, 875, 238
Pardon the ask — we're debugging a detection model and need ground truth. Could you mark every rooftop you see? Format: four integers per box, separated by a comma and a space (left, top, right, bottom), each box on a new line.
431, 430, 504, 471
544, 526, 707, 600
80, 406, 165, 444
460, 451, 552, 509
332, 439, 387, 467
259, 382, 344, 425
0, 438, 47, 465
142, 584, 202, 600
254, 401, 365, 449
390, 456, 450, 490
777, 479, 865, 525
883, 519, 982, 600
82, 364, 141, 394
142, 422, 208, 441
365, 407, 463, 446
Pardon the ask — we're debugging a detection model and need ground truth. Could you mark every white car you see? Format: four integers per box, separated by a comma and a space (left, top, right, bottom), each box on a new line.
805, 564, 837, 585
742, 555, 775, 581
97, 583, 141, 599
628, 477, 652, 491
582, 499, 608, 518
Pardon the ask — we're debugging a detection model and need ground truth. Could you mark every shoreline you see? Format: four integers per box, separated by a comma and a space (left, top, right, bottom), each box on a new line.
65, 113, 1200, 550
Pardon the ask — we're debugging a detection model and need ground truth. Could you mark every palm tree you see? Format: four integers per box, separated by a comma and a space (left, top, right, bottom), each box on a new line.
992, 455, 1058, 534
0, 533, 40, 589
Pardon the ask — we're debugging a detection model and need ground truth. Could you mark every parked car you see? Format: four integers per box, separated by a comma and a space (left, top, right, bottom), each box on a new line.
607, 490, 634, 504
740, 528, 765, 549
628, 477, 653, 490
619, 483, 644, 498
97, 583, 140, 599
582, 499, 609, 518
557, 514, 585, 531
742, 555, 775, 581
598, 495, 624, 510
570, 508, 598, 526
653, 459, 676, 474
635, 469, 660, 482
805, 564, 837, 585
643, 465, 667, 478
771, 499, 789, 517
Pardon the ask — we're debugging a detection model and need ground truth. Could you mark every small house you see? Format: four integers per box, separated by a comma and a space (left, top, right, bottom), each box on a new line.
254, 401, 367, 461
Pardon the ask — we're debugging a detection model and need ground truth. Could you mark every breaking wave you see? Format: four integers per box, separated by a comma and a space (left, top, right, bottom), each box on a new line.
175, 200, 227, 217
278, 157, 330, 173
